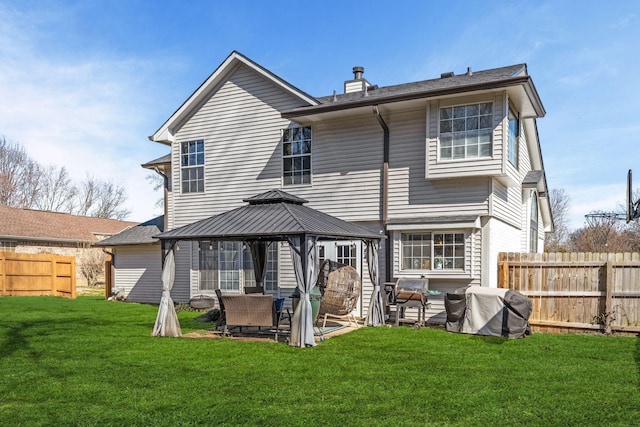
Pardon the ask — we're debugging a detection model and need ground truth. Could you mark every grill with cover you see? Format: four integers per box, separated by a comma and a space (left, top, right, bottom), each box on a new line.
386, 277, 432, 327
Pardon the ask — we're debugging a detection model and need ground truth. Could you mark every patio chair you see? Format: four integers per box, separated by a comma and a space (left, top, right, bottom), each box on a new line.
214, 289, 226, 328
221, 294, 276, 337
318, 264, 362, 328
273, 297, 291, 340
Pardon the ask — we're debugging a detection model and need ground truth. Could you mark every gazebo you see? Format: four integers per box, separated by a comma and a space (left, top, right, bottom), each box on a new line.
152, 190, 384, 347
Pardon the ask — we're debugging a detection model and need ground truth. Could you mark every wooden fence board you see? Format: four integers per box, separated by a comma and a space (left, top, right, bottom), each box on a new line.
0, 251, 76, 298
499, 252, 640, 336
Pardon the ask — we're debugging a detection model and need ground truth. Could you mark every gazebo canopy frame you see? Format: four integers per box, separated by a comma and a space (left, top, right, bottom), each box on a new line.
154, 190, 384, 347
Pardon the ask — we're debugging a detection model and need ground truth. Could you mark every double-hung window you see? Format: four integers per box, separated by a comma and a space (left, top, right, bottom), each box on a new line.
508, 107, 519, 167
199, 241, 279, 292
181, 139, 204, 193
439, 102, 493, 160
282, 126, 311, 185
401, 232, 465, 271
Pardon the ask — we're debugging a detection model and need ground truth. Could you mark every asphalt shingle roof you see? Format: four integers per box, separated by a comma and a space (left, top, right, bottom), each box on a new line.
141, 154, 171, 168
94, 216, 164, 246
282, 63, 539, 118
317, 64, 526, 105
0, 204, 139, 242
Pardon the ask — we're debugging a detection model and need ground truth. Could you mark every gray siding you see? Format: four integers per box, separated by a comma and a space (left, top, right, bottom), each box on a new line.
114, 245, 162, 304
171, 240, 192, 303
171, 64, 305, 227
389, 108, 491, 219
291, 115, 383, 221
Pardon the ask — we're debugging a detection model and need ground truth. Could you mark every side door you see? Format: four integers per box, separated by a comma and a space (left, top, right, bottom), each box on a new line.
317, 240, 363, 317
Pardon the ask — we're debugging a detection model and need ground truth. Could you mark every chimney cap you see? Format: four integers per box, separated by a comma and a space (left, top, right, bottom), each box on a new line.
353, 66, 365, 80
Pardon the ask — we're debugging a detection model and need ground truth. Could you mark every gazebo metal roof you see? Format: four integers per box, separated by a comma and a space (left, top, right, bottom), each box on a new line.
155, 190, 382, 242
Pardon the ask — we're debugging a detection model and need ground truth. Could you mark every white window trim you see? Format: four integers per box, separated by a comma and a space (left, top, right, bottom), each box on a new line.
180, 139, 205, 194
437, 101, 494, 162
397, 230, 469, 274
281, 126, 313, 187
529, 191, 539, 253
507, 106, 520, 168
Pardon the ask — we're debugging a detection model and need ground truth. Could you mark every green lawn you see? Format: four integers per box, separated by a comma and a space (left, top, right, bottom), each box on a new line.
1, 296, 639, 426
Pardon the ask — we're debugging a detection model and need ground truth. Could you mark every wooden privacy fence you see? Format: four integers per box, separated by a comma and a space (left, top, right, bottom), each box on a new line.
498, 252, 640, 335
0, 251, 76, 298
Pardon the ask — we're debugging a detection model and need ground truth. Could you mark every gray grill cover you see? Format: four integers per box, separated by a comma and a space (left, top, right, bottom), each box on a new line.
445, 286, 531, 338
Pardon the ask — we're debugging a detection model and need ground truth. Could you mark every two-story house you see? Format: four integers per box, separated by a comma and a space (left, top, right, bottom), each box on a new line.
107, 51, 552, 322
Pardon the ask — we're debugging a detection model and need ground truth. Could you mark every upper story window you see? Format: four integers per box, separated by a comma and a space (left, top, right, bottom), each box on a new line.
181, 139, 204, 193
282, 126, 311, 186
439, 102, 492, 160
508, 107, 519, 167
529, 192, 539, 252
401, 232, 465, 271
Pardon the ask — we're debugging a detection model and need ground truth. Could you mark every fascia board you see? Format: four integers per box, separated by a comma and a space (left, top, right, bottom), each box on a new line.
387, 217, 481, 230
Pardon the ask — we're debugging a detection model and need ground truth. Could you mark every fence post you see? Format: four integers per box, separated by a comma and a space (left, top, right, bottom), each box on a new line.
498, 253, 508, 288
0, 251, 4, 295
605, 260, 613, 335
104, 259, 112, 299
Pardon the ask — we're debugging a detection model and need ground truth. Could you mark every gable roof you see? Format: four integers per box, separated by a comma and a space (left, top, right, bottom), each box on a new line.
150, 51, 320, 145
94, 216, 164, 247
0, 205, 139, 244
282, 63, 544, 121
156, 190, 381, 242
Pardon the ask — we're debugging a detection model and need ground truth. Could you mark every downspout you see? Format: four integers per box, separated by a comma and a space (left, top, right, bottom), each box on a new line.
154, 167, 170, 232
373, 105, 391, 282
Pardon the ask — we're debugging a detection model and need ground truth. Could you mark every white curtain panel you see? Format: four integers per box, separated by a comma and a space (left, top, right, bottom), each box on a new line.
152, 248, 182, 337
364, 239, 385, 326
288, 235, 318, 347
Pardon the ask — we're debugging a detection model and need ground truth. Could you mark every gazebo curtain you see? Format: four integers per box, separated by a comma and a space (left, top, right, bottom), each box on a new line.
152, 248, 182, 337
288, 235, 318, 347
248, 241, 269, 287
364, 239, 385, 326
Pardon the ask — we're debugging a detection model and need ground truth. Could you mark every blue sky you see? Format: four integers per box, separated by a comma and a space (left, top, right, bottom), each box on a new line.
0, 0, 638, 229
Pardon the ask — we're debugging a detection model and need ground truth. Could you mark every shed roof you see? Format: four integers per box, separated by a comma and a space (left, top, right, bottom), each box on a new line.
156, 190, 382, 242
141, 154, 171, 169
0, 204, 138, 243
94, 216, 164, 246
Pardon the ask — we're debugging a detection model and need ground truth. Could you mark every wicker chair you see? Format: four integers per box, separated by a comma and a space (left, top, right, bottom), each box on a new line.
317, 263, 362, 328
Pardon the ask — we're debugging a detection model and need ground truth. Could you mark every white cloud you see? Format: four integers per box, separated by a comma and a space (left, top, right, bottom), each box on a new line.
0, 4, 167, 222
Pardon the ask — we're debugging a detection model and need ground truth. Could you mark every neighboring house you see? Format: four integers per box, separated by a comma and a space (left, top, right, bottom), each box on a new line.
0, 204, 138, 286
94, 216, 164, 303
125, 51, 553, 322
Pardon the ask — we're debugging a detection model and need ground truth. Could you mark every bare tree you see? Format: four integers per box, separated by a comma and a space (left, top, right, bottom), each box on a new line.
0, 135, 42, 207
34, 165, 77, 212
1, 135, 130, 220
79, 249, 107, 287
91, 181, 130, 220
73, 175, 130, 220
146, 173, 165, 209
545, 188, 572, 252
